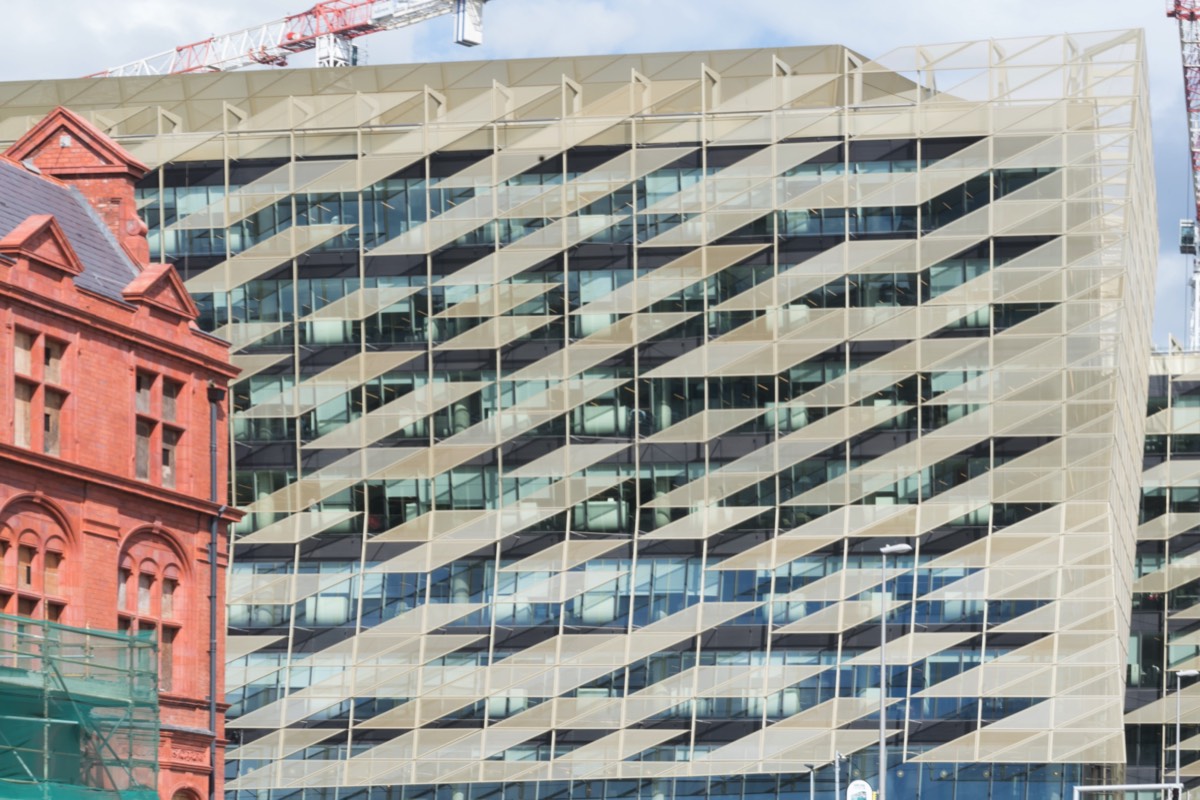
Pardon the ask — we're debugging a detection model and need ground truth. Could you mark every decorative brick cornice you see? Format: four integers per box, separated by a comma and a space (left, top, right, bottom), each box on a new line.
0, 443, 242, 524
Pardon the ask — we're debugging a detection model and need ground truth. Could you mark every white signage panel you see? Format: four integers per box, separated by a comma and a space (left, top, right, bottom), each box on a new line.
847, 779, 873, 800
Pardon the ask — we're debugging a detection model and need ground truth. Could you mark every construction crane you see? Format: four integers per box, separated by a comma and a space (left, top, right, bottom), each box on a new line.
1170, 0, 1200, 349
90, 0, 488, 78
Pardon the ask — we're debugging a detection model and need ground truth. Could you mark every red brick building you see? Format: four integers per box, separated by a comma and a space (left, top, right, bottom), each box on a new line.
0, 107, 240, 800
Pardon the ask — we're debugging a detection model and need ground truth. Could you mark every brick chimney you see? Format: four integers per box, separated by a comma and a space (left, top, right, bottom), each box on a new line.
4, 106, 151, 268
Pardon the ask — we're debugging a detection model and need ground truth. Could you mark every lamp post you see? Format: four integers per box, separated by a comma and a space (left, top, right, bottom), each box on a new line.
805, 764, 816, 800
1177, 669, 1199, 789
834, 750, 846, 800
878, 542, 912, 800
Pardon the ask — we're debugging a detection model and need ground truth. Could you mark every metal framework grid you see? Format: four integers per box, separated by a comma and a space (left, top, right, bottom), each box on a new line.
0, 611, 159, 799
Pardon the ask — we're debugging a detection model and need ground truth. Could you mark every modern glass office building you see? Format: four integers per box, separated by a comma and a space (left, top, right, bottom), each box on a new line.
1128, 353, 1200, 788
0, 28, 1167, 799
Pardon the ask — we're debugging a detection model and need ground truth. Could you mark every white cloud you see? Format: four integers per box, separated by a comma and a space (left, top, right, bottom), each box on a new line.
4, 0, 1190, 343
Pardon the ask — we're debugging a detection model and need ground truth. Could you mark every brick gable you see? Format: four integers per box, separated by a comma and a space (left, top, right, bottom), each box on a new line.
122, 262, 201, 321
0, 213, 83, 277
5, 106, 147, 179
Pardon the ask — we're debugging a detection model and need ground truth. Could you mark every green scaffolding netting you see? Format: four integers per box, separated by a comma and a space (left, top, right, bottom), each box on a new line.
0, 612, 159, 800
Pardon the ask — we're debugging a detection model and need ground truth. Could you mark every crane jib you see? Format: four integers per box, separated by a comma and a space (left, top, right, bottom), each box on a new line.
1170, 2, 1200, 348
88, 0, 489, 77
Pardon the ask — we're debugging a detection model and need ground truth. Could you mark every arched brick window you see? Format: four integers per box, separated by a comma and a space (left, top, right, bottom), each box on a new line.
0, 500, 73, 623
118, 532, 185, 692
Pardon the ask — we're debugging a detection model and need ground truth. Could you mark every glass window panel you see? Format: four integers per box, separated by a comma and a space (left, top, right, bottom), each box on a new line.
138, 573, 154, 615
163, 380, 181, 422
161, 627, 176, 691
18, 546, 34, 588
43, 551, 60, 595
43, 390, 64, 456
136, 420, 152, 481
162, 429, 180, 488
43, 339, 64, 384
14, 330, 34, 376
136, 372, 154, 415
118, 568, 131, 610
14, 381, 33, 448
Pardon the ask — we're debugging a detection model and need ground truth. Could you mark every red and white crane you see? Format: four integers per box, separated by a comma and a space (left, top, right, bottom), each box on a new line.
1169, 0, 1200, 348
90, 0, 487, 78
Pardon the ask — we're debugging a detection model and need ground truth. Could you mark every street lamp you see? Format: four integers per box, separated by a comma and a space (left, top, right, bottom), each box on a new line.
834, 751, 847, 800
1176, 669, 1199, 787
878, 542, 912, 800
805, 764, 816, 800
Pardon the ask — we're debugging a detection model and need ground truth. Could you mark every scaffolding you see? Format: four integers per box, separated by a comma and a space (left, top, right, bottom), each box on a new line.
0, 612, 159, 800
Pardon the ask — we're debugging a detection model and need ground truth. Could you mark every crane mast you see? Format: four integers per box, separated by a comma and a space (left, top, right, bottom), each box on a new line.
1170, 0, 1200, 349
90, 0, 487, 78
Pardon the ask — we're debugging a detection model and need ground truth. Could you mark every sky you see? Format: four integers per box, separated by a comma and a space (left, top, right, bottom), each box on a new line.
4, 0, 1190, 344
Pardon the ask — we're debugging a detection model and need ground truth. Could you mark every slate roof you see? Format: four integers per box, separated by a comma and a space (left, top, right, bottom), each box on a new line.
0, 158, 138, 302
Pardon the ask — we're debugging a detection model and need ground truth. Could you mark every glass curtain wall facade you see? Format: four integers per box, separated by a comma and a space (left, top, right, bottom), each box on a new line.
0, 30, 1160, 800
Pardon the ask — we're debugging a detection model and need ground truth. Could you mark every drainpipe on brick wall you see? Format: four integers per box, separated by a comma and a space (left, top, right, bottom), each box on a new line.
207, 381, 227, 800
